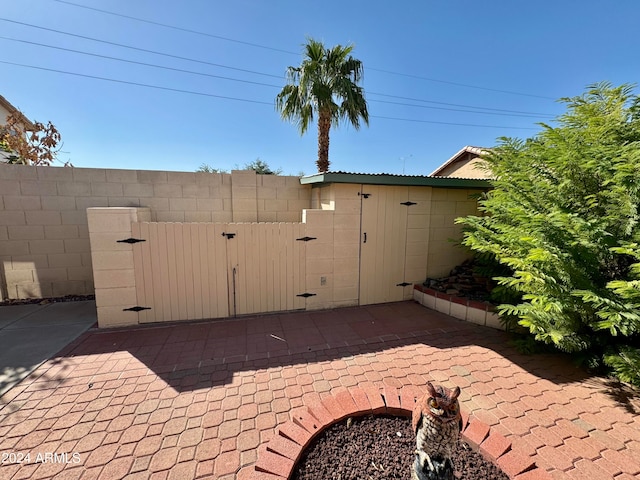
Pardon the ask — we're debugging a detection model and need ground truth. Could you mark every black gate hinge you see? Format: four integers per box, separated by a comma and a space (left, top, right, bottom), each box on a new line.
221, 232, 236, 239
117, 238, 146, 244
296, 292, 317, 298
400, 201, 417, 206
123, 306, 151, 312
296, 236, 317, 242
396, 282, 412, 287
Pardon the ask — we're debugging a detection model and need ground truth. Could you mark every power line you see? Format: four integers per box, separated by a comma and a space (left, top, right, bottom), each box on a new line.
52, 0, 299, 56
370, 115, 538, 130
0, 18, 285, 80
49, 0, 555, 100
370, 98, 551, 118
0, 60, 273, 105
366, 68, 556, 100
0, 60, 540, 130
0, 34, 556, 119
366, 92, 554, 116
0, 36, 283, 89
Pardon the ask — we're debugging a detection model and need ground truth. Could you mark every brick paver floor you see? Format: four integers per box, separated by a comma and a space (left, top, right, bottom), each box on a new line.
0, 301, 639, 479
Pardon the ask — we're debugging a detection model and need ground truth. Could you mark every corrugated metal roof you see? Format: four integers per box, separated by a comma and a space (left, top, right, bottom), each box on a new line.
300, 171, 491, 188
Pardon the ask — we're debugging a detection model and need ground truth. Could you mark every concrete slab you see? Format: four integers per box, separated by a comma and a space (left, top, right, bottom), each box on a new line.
0, 303, 45, 329
0, 301, 96, 398
6, 300, 97, 329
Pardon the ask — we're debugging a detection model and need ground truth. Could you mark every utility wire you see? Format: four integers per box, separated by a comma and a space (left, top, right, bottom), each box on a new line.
370, 115, 538, 130
0, 60, 273, 105
0, 60, 540, 130
50, 0, 555, 100
0, 36, 283, 89
0, 18, 285, 79
52, 0, 299, 55
370, 98, 550, 118
366, 92, 554, 116
366, 68, 555, 100
0, 34, 556, 119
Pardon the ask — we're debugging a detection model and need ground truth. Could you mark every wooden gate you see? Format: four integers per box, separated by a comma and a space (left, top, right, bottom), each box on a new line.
131, 222, 306, 323
358, 185, 413, 305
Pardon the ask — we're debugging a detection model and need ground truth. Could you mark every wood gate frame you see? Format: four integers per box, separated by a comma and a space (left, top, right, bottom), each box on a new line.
130, 222, 307, 323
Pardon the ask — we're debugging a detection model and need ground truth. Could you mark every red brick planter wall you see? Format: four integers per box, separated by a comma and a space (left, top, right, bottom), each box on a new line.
249, 385, 551, 480
413, 284, 504, 330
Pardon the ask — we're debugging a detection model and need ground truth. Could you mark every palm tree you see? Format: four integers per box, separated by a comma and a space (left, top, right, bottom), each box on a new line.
276, 38, 369, 172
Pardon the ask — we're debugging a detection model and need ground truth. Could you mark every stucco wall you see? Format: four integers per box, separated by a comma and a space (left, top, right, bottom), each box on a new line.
436, 154, 491, 179
0, 164, 310, 300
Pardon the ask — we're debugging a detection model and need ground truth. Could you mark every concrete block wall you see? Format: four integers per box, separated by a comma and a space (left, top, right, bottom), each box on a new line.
426, 188, 482, 278
87, 207, 151, 328
0, 164, 310, 300
302, 183, 362, 310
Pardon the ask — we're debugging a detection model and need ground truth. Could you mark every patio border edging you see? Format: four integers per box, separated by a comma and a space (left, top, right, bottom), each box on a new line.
413, 284, 504, 330
250, 385, 551, 480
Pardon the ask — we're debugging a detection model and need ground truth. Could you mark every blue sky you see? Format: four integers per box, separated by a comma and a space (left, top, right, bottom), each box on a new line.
2, 0, 639, 175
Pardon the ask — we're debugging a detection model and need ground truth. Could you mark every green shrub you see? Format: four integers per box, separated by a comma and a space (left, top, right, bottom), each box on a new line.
457, 82, 640, 386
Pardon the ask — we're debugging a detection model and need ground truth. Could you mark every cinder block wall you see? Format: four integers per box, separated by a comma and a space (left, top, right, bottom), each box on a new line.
0, 165, 310, 300
303, 183, 363, 310
426, 188, 483, 278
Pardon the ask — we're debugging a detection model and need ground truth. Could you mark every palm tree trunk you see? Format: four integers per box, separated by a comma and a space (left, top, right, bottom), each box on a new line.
317, 111, 331, 172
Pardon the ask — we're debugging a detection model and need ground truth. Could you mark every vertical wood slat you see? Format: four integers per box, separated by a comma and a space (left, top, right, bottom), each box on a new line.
182, 225, 195, 320
210, 224, 226, 319
155, 223, 169, 321
258, 224, 268, 313
284, 224, 294, 311
295, 223, 306, 310
265, 224, 275, 312
131, 222, 145, 324
145, 222, 159, 323
197, 224, 210, 319
241, 224, 254, 315
234, 223, 244, 316
140, 223, 154, 323
280, 224, 287, 311
191, 224, 203, 320
172, 224, 186, 321
164, 223, 180, 320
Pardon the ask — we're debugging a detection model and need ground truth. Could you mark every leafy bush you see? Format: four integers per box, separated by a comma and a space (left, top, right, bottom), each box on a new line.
457, 82, 640, 386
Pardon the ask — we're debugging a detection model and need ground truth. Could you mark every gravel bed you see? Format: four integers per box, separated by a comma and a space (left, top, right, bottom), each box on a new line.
0, 294, 95, 306
292, 415, 509, 480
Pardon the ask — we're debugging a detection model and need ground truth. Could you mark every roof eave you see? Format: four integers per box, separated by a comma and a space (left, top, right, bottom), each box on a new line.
429, 145, 489, 176
0, 95, 36, 130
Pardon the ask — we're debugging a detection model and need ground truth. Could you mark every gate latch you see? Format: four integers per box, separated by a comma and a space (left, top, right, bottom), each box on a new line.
222, 232, 236, 239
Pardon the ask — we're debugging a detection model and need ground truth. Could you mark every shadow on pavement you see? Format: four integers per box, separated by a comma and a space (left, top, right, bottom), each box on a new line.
35, 301, 594, 396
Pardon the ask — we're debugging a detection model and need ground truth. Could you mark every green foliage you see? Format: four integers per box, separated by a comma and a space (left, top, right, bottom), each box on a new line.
276, 37, 369, 172
196, 163, 228, 173
457, 82, 640, 386
604, 346, 640, 386
243, 158, 282, 175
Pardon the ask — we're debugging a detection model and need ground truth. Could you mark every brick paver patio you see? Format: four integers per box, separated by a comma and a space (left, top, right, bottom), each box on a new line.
0, 301, 639, 479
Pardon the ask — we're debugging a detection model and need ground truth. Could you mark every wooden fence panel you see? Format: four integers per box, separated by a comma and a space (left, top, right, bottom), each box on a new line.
131, 221, 306, 323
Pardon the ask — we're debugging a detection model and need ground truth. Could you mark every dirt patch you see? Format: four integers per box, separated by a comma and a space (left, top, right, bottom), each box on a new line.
292, 415, 509, 480
0, 294, 95, 306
